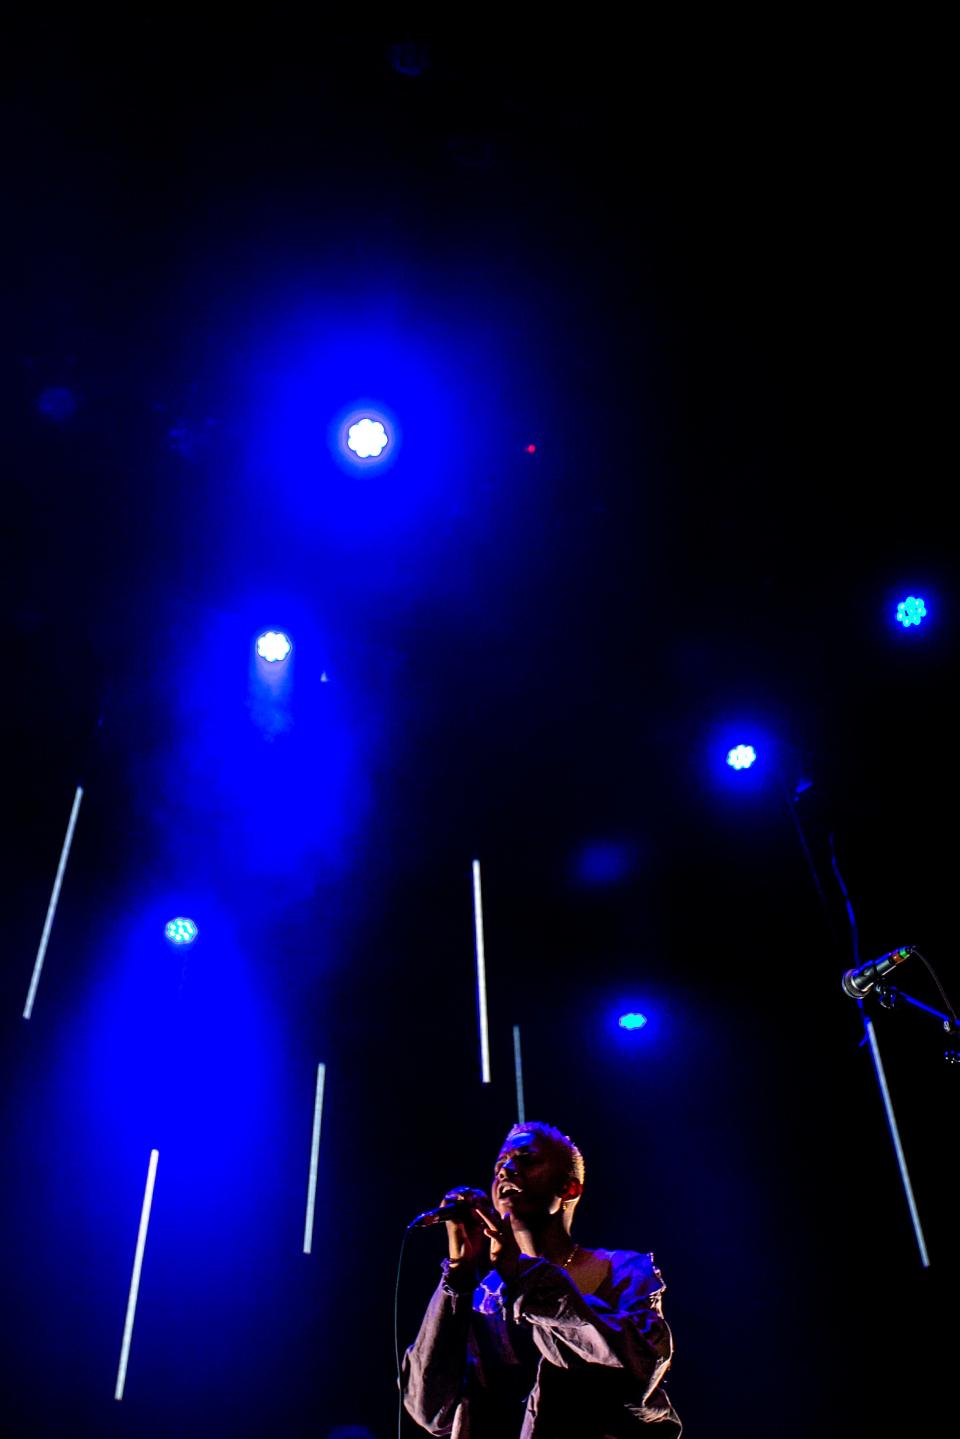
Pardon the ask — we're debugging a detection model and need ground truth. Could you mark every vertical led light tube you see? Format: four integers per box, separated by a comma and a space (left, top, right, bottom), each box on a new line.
303, 1062, 326, 1254
472, 860, 491, 1084
23, 784, 84, 1019
115, 1148, 160, 1401
512, 1025, 526, 1125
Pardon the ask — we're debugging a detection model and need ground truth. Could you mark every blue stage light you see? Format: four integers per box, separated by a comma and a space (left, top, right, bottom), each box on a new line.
164, 917, 198, 946
256, 630, 292, 662
726, 744, 757, 771
36, 386, 78, 422
574, 840, 636, 888
618, 1012, 648, 1031
896, 596, 927, 628
346, 417, 389, 459
390, 42, 430, 77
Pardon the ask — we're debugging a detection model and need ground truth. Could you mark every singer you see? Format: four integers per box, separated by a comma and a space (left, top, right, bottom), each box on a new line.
401, 1121, 681, 1436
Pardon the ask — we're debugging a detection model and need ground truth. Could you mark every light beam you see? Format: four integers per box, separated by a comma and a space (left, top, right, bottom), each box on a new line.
512, 1024, 526, 1124
303, 1062, 326, 1255
23, 785, 84, 1020
472, 860, 491, 1084
115, 1149, 160, 1401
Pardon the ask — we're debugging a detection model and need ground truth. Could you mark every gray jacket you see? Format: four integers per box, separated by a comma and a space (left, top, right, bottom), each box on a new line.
402, 1248, 681, 1437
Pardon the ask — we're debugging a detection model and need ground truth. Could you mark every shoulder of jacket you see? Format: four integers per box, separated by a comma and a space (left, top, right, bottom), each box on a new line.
602, 1248, 666, 1290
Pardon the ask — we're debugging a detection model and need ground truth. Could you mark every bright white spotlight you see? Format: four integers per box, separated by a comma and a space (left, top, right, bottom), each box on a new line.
164, 917, 198, 946
896, 596, 927, 628
726, 744, 757, 771
256, 630, 293, 662
347, 417, 389, 459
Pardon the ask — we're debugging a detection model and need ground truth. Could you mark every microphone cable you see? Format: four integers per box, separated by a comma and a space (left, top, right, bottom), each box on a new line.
828, 831, 860, 967
912, 949, 959, 1033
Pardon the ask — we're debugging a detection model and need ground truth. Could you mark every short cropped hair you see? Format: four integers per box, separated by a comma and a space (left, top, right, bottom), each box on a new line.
502, 1121, 585, 1188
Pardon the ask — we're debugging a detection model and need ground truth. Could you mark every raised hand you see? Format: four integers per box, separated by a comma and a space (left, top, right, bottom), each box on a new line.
471, 1204, 522, 1281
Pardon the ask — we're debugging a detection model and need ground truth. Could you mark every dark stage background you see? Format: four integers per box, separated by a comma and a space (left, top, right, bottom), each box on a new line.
1, 22, 955, 1439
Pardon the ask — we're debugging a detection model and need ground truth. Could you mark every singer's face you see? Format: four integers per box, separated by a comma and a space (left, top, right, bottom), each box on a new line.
491, 1132, 569, 1220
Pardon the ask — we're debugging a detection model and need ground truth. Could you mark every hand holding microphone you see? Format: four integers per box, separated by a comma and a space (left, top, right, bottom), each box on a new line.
426, 1187, 492, 1270
408, 1185, 521, 1280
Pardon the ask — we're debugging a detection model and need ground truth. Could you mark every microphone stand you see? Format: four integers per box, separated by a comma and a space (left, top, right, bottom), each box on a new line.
854, 990, 932, 1268
871, 983, 956, 1034
854, 975, 959, 1269
782, 775, 938, 1268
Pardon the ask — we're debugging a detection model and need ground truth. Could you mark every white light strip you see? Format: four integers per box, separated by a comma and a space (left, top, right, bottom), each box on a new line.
864, 1015, 930, 1267
115, 1148, 160, 1401
472, 860, 491, 1084
303, 1062, 326, 1254
23, 785, 84, 1020
513, 1025, 526, 1125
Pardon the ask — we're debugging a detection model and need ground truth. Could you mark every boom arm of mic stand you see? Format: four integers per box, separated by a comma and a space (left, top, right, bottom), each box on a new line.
872, 985, 956, 1033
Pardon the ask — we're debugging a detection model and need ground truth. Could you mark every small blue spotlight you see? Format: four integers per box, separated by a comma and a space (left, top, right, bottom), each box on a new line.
574, 840, 636, 888
619, 1012, 648, 1031
164, 917, 198, 946
726, 744, 757, 771
896, 596, 927, 628
346, 417, 389, 459
36, 386, 78, 422
256, 631, 292, 662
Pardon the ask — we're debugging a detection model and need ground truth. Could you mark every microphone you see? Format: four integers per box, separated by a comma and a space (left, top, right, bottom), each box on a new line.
407, 1198, 478, 1231
842, 946, 914, 998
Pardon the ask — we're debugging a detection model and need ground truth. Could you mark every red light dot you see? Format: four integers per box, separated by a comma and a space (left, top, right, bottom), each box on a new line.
525, 443, 537, 454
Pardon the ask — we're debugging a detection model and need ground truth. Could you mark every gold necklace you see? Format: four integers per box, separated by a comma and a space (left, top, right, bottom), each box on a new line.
561, 1243, 580, 1270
